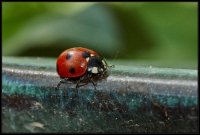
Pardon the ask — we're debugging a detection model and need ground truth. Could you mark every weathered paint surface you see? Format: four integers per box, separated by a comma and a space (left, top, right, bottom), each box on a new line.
2, 57, 198, 133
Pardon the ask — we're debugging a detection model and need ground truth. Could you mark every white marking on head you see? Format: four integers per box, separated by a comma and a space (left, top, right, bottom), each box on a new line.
86, 57, 89, 62
91, 67, 98, 74
90, 54, 94, 56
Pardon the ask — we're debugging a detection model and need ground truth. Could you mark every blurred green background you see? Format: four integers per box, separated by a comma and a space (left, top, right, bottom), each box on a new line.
2, 2, 197, 69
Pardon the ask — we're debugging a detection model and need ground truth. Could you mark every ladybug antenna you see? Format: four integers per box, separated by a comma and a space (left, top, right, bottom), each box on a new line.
101, 56, 115, 68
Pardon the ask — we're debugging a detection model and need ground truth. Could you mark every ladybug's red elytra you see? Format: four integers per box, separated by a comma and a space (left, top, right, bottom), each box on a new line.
56, 47, 113, 90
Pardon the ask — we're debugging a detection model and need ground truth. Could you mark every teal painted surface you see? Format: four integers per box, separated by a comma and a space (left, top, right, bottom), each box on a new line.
2, 57, 198, 133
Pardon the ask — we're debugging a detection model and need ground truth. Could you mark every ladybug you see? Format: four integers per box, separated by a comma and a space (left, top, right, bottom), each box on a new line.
56, 47, 113, 90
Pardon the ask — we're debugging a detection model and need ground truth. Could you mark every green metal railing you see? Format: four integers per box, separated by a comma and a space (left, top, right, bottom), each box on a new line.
2, 57, 198, 133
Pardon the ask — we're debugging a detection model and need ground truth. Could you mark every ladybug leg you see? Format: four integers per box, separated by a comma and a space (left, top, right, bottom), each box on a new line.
89, 79, 97, 90
56, 78, 69, 90
75, 75, 88, 89
75, 80, 81, 89
75, 80, 89, 89
75, 76, 96, 90
74, 80, 82, 96
76, 83, 88, 88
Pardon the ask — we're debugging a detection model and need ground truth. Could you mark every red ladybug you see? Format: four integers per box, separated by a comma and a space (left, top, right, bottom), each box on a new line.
56, 47, 113, 90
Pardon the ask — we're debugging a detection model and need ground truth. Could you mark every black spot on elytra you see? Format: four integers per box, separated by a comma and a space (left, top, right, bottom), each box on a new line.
66, 53, 72, 60
69, 67, 75, 74
82, 51, 90, 58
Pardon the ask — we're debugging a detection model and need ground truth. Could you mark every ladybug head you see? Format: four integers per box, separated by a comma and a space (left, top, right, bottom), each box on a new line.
87, 56, 110, 79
